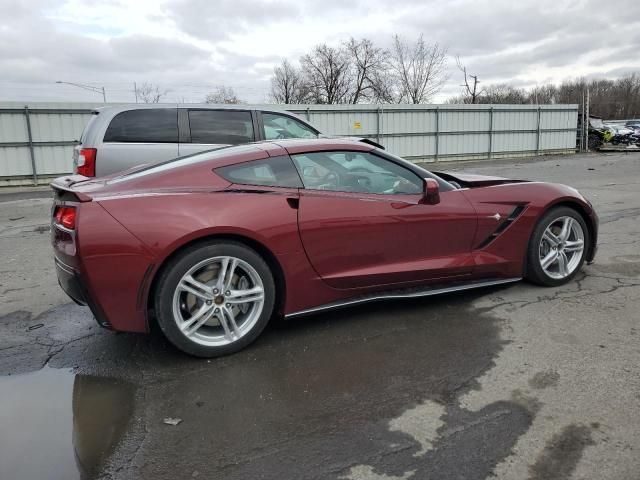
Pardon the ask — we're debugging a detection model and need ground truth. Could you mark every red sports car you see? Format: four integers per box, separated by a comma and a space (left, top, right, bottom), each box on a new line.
51, 139, 598, 357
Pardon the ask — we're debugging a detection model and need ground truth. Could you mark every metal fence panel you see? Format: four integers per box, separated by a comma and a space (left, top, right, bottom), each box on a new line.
29, 111, 92, 143
0, 102, 578, 186
33, 145, 76, 176
0, 146, 32, 176
0, 112, 28, 143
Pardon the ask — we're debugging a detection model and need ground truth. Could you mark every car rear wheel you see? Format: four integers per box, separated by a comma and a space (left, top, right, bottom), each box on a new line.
154, 241, 275, 357
526, 206, 589, 287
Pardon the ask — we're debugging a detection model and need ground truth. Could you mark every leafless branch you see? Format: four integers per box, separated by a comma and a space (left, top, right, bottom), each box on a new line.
456, 55, 483, 104
204, 86, 244, 104
389, 35, 448, 104
269, 59, 310, 104
300, 44, 352, 104
135, 82, 169, 103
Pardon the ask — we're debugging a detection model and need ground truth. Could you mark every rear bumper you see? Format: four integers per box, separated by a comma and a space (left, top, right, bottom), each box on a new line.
54, 257, 112, 329
55, 257, 85, 305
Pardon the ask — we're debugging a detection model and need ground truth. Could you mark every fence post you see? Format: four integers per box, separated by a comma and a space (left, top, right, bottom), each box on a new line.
434, 106, 440, 162
585, 88, 590, 152
535, 106, 542, 155
581, 90, 586, 151
305, 107, 310, 122
488, 106, 494, 160
24, 106, 38, 185
376, 106, 382, 144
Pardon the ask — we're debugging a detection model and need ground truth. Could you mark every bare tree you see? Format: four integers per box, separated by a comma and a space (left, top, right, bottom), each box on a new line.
389, 35, 448, 104
344, 38, 389, 104
456, 56, 483, 104
270, 59, 310, 104
529, 84, 557, 104
479, 84, 528, 104
301, 44, 352, 104
135, 82, 168, 103
205, 86, 244, 104
444, 72, 640, 115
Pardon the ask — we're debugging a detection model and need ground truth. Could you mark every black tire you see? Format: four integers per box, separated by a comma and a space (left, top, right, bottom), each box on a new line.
154, 241, 275, 358
588, 134, 602, 150
525, 206, 589, 287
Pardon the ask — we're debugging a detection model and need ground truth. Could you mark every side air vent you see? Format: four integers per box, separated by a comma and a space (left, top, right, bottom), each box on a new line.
476, 205, 526, 249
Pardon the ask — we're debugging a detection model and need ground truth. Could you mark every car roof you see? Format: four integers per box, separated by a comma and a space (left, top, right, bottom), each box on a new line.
266, 138, 375, 153
100, 138, 377, 186
92, 104, 310, 116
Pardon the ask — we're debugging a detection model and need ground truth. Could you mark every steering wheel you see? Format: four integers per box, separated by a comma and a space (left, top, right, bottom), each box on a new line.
352, 174, 372, 191
318, 171, 339, 188
350, 167, 374, 174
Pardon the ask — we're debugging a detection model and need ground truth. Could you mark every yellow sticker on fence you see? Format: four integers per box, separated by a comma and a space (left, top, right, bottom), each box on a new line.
353, 121, 362, 129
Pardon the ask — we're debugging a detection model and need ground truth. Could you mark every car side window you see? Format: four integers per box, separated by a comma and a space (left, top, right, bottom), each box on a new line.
262, 113, 318, 140
215, 155, 303, 188
291, 151, 423, 195
104, 109, 178, 143
189, 110, 254, 144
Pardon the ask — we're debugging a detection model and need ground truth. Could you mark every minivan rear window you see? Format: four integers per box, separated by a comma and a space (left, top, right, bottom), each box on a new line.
104, 109, 178, 143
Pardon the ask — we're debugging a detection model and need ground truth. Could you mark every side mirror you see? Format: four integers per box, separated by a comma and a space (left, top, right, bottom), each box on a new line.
421, 178, 440, 205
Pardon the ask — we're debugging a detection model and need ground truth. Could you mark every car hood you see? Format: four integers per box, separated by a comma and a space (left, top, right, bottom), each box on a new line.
433, 171, 529, 188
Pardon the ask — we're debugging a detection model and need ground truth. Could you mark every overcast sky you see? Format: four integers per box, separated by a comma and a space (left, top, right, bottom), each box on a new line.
1, 0, 639, 104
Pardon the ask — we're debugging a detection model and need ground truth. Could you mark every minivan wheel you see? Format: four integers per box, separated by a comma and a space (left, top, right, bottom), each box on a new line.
526, 206, 589, 287
154, 241, 275, 357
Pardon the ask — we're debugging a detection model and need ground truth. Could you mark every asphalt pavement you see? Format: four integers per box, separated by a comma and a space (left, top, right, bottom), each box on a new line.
0, 152, 638, 480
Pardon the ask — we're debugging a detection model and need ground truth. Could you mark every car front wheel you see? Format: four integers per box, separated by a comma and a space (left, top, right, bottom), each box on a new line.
526, 206, 589, 287
154, 241, 275, 357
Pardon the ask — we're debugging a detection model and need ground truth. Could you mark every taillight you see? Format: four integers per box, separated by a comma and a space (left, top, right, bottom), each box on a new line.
76, 148, 96, 177
54, 206, 77, 230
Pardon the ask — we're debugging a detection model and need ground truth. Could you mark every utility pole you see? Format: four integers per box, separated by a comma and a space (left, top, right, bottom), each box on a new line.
586, 87, 591, 152
55, 81, 107, 103
581, 89, 585, 151
134, 82, 138, 103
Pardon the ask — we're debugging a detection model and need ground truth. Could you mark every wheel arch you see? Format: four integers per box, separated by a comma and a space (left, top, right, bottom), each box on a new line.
529, 198, 597, 270
145, 233, 287, 329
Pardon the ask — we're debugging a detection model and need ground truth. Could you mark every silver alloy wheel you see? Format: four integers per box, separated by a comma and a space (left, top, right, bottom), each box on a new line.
171, 256, 265, 347
538, 216, 585, 280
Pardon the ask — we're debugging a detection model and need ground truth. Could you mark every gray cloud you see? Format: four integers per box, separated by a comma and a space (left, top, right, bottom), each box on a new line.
165, 0, 298, 41
1, 0, 639, 103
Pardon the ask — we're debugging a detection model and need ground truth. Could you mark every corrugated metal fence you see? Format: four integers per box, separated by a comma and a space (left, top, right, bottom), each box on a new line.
0, 102, 578, 186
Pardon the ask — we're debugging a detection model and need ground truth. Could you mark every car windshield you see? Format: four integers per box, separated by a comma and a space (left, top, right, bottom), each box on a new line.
375, 149, 456, 191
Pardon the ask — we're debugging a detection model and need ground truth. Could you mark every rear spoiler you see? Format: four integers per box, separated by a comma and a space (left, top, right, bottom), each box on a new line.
320, 136, 385, 150
357, 138, 385, 150
50, 175, 93, 202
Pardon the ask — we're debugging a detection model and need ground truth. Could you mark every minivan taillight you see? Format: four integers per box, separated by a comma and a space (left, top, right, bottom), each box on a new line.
76, 148, 96, 177
54, 206, 77, 230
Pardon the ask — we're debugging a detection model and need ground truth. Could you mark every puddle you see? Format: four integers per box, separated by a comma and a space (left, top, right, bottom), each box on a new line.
0, 367, 135, 480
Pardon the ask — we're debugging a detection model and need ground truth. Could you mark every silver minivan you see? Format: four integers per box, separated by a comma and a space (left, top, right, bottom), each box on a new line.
74, 105, 321, 177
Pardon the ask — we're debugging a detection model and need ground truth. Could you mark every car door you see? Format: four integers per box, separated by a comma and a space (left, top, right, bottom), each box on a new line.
291, 150, 477, 289
178, 108, 258, 156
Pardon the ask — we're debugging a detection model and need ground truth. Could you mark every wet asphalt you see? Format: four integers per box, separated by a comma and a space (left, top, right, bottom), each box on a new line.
0, 152, 639, 480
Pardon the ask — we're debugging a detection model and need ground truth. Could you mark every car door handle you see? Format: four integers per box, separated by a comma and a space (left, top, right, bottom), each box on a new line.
391, 201, 415, 209
286, 198, 299, 209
